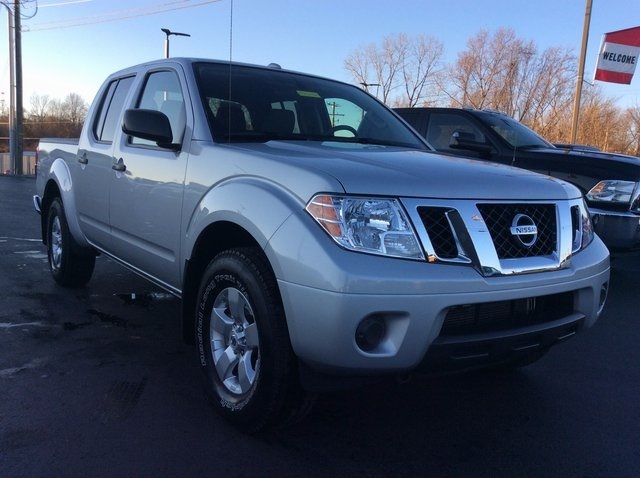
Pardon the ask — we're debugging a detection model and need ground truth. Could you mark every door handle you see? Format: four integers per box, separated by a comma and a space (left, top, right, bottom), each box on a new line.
112, 158, 127, 172
78, 153, 88, 164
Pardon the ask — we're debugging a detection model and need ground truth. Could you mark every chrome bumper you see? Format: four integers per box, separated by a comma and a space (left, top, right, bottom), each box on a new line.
591, 208, 640, 251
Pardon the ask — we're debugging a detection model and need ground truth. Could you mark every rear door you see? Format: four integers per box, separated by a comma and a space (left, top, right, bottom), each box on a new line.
75, 76, 135, 250
109, 68, 190, 291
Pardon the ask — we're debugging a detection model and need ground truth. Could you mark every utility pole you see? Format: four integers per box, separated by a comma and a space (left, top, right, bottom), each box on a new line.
360, 82, 381, 98
326, 101, 344, 127
7, 5, 15, 174
13, 0, 22, 175
570, 0, 593, 145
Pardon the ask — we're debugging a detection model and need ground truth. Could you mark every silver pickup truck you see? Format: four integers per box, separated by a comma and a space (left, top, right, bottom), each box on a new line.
34, 58, 610, 432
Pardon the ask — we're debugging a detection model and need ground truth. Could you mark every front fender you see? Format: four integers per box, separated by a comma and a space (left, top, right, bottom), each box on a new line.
182, 176, 305, 260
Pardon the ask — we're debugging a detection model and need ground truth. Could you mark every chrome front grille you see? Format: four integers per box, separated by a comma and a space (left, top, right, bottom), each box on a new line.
407, 198, 578, 276
476, 203, 556, 259
417, 207, 458, 259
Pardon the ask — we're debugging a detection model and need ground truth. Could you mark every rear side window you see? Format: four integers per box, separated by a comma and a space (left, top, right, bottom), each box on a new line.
92, 76, 135, 143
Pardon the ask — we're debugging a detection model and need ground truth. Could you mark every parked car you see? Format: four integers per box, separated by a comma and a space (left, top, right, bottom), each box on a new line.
394, 107, 640, 251
34, 59, 609, 432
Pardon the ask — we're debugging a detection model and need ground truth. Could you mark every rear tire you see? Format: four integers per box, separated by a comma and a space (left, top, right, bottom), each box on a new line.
46, 197, 95, 288
195, 248, 313, 433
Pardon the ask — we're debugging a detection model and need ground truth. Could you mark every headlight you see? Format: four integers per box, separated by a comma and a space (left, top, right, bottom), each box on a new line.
573, 199, 594, 252
305, 194, 424, 260
586, 180, 637, 204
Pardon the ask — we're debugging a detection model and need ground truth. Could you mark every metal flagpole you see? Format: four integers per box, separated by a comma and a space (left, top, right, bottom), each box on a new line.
570, 0, 593, 145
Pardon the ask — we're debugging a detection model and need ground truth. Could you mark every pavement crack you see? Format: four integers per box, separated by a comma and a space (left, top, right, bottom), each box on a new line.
87, 309, 128, 328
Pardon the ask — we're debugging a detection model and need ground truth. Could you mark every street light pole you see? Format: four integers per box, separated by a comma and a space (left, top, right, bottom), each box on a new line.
360, 82, 380, 91
1, 1, 16, 175
161, 28, 190, 58
360, 82, 381, 100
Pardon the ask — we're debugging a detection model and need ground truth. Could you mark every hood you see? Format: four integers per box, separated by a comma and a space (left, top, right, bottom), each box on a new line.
235, 141, 581, 201
537, 146, 640, 166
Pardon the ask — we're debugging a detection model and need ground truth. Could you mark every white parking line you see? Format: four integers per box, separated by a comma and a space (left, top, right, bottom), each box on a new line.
0, 322, 48, 329
0, 357, 47, 378
0, 237, 42, 242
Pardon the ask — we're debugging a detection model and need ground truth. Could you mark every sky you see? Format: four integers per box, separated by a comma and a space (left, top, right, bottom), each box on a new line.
1, 0, 640, 112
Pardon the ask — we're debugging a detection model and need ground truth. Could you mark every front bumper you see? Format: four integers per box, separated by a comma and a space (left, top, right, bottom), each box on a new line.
275, 237, 610, 375
591, 207, 640, 251
418, 313, 583, 374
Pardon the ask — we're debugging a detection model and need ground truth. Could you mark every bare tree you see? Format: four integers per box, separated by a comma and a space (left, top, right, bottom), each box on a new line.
376, 34, 406, 104
28, 93, 51, 122
398, 34, 444, 107
47, 98, 65, 119
344, 47, 371, 90
445, 28, 577, 128
62, 93, 88, 126
576, 86, 627, 152
345, 33, 444, 106
343, 27, 637, 156
446, 28, 506, 110
22, 92, 88, 151
622, 105, 640, 156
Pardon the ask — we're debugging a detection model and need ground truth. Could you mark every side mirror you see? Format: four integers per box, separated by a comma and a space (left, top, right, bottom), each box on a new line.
449, 130, 492, 154
122, 109, 178, 150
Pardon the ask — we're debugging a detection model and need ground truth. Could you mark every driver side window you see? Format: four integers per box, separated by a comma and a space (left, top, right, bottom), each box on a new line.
427, 113, 486, 152
131, 70, 185, 146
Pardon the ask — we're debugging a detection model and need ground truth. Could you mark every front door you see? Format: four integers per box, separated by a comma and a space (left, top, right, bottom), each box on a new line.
109, 69, 189, 292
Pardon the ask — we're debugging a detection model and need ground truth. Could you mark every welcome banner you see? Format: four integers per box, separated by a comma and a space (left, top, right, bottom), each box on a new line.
594, 26, 640, 84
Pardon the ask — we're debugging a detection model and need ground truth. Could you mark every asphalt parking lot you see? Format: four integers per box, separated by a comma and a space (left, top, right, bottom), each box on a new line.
1, 175, 639, 477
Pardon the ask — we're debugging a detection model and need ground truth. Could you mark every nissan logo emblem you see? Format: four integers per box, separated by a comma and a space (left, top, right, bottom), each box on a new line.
510, 214, 538, 248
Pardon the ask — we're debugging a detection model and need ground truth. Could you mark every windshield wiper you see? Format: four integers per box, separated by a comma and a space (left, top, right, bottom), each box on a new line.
216, 131, 271, 142
517, 144, 548, 149
216, 132, 419, 149
328, 136, 420, 148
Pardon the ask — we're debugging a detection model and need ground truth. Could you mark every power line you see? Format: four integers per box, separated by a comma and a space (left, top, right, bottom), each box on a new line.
38, 0, 94, 7
29, 0, 193, 26
24, 0, 222, 32
1, 0, 38, 20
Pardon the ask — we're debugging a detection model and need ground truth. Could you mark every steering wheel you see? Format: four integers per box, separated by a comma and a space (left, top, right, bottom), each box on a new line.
330, 125, 358, 137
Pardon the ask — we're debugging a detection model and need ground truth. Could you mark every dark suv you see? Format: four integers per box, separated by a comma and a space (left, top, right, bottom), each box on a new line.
395, 107, 640, 251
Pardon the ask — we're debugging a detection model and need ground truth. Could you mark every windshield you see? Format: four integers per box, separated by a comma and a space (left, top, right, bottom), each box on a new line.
476, 111, 552, 149
193, 62, 426, 149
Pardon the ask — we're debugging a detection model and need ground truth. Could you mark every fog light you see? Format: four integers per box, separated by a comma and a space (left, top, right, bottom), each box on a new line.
598, 282, 608, 315
355, 316, 386, 352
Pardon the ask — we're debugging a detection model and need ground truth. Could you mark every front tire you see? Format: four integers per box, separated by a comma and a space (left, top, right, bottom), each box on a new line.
195, 248, 311, 432
46, 197, 95, 287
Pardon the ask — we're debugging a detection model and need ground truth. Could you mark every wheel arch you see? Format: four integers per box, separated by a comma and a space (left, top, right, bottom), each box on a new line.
179, 177, 305, 344
40, 158, 91, 249
39, 179, 61, 245
181, 220, 280, 344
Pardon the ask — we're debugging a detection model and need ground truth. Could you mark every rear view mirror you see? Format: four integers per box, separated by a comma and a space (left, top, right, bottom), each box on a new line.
122, 109, 179, 150
449, 130, 492, 154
